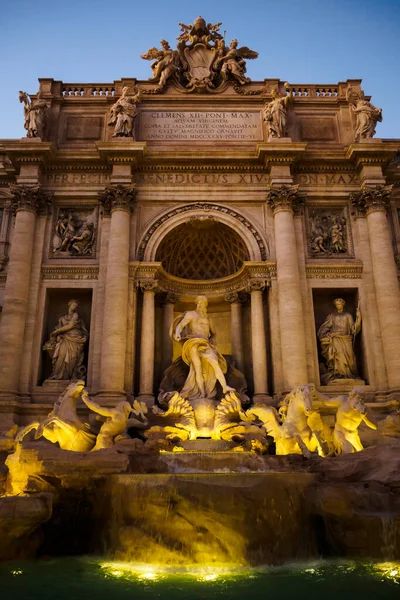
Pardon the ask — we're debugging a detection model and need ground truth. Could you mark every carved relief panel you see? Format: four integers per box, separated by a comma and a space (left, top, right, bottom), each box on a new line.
50, 205, 98, 258
305, 204, 354, 259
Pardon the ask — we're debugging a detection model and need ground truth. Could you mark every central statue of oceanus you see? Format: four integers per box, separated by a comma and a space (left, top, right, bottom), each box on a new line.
171, 295, 234, 400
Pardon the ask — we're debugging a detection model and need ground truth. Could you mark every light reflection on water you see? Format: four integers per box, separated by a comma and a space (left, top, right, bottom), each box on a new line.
0, 557, 399, 600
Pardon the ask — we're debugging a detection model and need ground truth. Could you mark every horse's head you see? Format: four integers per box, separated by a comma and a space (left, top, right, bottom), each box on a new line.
290, 385, 314, 416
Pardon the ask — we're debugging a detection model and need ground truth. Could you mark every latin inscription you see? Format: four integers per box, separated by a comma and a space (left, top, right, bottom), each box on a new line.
43, 172, 359, 187
45, 173, 111, 185
137, 172, 359, 186
139, 111, 263, 141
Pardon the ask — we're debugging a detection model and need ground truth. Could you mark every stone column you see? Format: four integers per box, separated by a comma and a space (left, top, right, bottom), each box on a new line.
138, 281, 158, 406
0, 186, 51, 398
225, 292, 245, 373
98, 185, 136, 402
352, 186, 400, 390
248, 280, 270, 403
162, 293, 177, 374
267, 186, 308, 389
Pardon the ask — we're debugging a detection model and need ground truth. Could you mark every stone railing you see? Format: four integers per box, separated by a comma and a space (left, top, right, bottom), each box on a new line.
61, 85, 115, 97
287, 85, 341, 98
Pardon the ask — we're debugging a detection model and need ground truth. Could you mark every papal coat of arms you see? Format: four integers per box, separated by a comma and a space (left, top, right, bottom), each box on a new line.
141, 16, 258, 93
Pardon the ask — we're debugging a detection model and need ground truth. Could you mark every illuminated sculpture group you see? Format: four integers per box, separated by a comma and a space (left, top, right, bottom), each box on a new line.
13, 296, 376, 457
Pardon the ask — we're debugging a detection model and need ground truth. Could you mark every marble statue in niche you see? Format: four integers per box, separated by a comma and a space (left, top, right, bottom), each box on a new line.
308, 207, 350, 257
171, 295, 235, 400
346, 89, 382, 142
52, 209, 96, 256
43, 299, 88, 381
263, 84, 292, 138
19, 90, 47, 138
108, 86, 141, 138
318, 298, 362, 384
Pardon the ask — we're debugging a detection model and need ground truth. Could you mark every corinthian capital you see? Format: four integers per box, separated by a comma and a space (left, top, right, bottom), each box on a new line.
267, 185, 300, 215
98, 185, 136, 214
350, 185, 392, 216
139, 280, 158, 293
10, 185, 52, 215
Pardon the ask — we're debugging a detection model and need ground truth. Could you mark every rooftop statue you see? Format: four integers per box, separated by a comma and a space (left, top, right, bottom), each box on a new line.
140, 40, 180, 88
19, 90, 47, 138
141, 16, 258, 93
263, 84, 293, 138
347, 89, 382, 141
108, 85, 141, 138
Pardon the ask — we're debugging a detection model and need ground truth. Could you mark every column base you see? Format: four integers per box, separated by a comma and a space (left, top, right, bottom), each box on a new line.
252, 393, 275, 406
136, 393, 155, 408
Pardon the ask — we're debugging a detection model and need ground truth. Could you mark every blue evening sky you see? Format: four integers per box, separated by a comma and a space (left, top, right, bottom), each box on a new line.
1, 0, 399, 139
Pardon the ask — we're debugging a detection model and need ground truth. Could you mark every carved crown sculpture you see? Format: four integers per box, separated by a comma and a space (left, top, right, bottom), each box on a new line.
141, 16, 258, 93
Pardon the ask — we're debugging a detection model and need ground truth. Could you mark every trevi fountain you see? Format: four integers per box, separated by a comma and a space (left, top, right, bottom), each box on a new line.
0, 15, 400, 600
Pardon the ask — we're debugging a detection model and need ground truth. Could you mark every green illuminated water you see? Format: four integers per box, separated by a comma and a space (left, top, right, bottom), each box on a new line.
0, 558, 399, 600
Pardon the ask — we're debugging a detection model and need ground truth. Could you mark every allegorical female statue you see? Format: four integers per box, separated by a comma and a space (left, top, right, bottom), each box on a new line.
19, 90, 47, 138
44, 299, 88, 380
108, 86, 140, 138
318, 298, 361, 383
263, 84, 292, 138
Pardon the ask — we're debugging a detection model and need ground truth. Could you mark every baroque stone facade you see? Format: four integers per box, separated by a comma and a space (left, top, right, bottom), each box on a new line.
0, 17, 400, 428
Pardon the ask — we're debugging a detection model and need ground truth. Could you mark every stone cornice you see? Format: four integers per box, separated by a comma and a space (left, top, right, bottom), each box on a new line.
95, 141, 147, 166
41, 265, 99, 280
4, 141, 56, 170
257, 142, 307, 168
132, 261, 273, 298
346, 141, 399, 169
305, 263, 363, 279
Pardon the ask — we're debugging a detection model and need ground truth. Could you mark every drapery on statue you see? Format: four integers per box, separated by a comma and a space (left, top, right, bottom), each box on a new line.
346, 89, 382, 142
171, 296, 235, 400
19, 90, 47, 138
318, 298, 361, 382
44, 299, 88, 380
108, 86, 141, 138
215, 38, 258, 85
141, 17, 258, 92
263, 83, 292, 138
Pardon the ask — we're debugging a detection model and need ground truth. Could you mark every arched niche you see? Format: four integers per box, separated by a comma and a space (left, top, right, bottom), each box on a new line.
136, 202, 269, 263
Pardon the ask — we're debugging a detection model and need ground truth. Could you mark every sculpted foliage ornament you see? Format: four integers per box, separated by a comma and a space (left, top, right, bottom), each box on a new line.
351, 185, 392, 215
98, 185, 136, 214
10, 185, 52, 214
267, 185, 300, 214
141, 16, 258, 93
